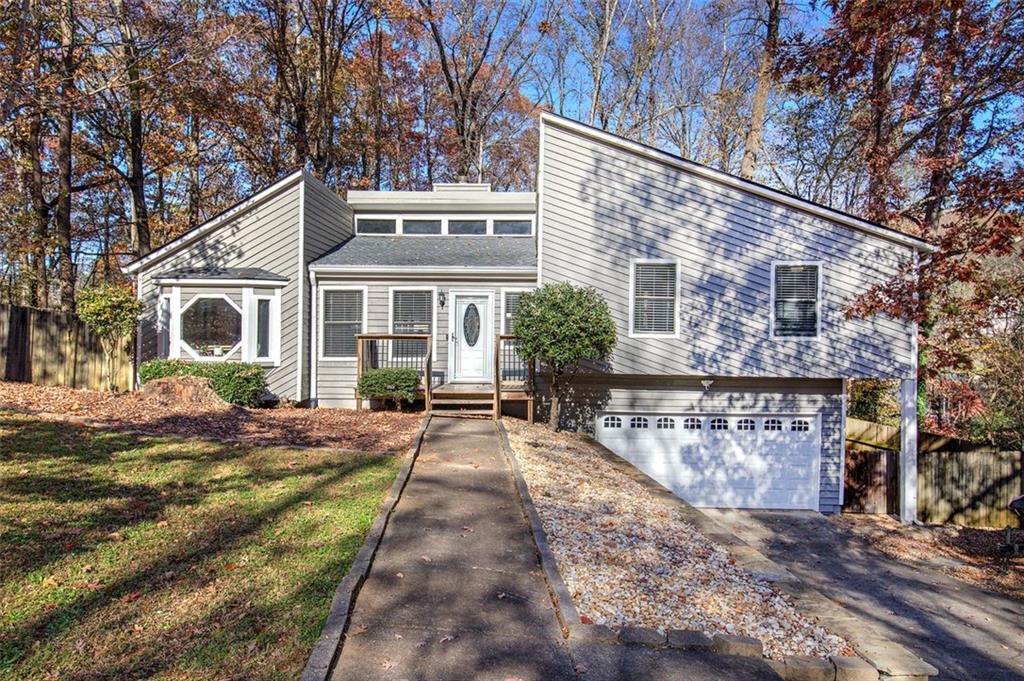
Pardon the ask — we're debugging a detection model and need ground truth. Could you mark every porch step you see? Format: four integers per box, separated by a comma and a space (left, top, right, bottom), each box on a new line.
431, 398, 494, 405
429, 409, 494, 418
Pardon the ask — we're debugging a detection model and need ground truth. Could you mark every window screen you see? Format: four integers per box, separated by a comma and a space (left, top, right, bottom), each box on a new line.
322, 290, 363, 358
633, 262, 677, 334
449, 220, 486, 235
357, 218, 396, 234
774, 264, 819, 337
493, 220, 531, 235
403, 219, 441, 235
392, 290, 432, 357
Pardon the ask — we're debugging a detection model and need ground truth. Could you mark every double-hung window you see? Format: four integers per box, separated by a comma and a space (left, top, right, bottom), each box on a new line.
321, 289, 365, 359
772, 263, 821, 338
630, 260, 678, 336
502, 289, 532, 334
391, 289, 433, 359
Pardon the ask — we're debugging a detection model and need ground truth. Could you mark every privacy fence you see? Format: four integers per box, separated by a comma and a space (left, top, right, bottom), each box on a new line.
845, 417, 1024, 528
0, 304, 132, 392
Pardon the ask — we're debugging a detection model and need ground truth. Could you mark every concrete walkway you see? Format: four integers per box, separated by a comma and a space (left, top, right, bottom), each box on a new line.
704, 509, 1024, 681
330, 418, 578, 681
330, 418, 784, 681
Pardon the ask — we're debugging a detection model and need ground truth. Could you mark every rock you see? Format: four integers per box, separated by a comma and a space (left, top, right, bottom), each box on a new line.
783, 654, 835, 681
141, 376, 224, 408
712, 633, 764, 658
831, 655, 879, 681
618, 626, 666, 647
666, 629, 713, 651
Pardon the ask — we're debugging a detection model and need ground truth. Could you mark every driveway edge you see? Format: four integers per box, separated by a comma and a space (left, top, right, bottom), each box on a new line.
300, 413, 432, 681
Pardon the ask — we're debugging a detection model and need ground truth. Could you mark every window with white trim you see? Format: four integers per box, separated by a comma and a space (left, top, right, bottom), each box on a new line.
736, 418, 756, 431
357, 218, 397, 234
322, 289, 364, 359
603, 415, 622, 429
656, 416, 675, 429
180, 295, 242, 359
683, 417, 702, 430
157, 294, 171, 357
709, 417, 729, 431
630, 416, 649, 429
502, 290, 530, 334
764, 418, 783, 431
773, 263, 820, 337
250, 292, 280, 363
392, 289, 433, 358
791, 419, 811, 432
632, 261, 677, 335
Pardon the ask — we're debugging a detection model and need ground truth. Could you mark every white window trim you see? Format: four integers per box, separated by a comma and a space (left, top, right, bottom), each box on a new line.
354, 213, 534, 237
500, 287, 535, 334
318, 285, 368, 362
157, 293, 172, 358
628, 258, 681, 339
245, 289, 281, 366
388, 286, 438, 361
177, 292, 243, 362
769, 260, 824, 341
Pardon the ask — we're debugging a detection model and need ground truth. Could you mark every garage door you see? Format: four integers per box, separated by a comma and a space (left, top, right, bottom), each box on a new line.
595, 413, 821, 510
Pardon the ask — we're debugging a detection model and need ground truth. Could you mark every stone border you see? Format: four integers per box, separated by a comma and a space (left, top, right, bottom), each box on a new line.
496, 421, 935, 681
300, 414, 432, 681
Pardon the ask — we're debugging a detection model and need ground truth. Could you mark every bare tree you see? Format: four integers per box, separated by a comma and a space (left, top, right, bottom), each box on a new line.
739, 0, 781, 179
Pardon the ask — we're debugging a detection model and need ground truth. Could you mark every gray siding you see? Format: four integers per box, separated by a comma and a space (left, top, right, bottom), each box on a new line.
315, 276, 535, 407
301, 174, 354, 400
536, 374, 844, 512
138, 177, 302, 399
539, 121, 916, 380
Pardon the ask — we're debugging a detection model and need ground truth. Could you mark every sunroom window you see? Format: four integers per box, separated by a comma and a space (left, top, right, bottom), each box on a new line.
181, 296, 242, 359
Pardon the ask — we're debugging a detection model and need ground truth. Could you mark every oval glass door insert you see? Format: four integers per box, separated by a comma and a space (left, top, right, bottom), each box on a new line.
463, 303, 480, 347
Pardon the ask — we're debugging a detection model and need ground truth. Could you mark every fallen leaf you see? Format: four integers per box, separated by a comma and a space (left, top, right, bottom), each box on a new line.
420, 555, 431, 563
107, 531, 124, 542
42, 576, 58, 588
580, 614, 594, 625
381, 659, 395, 670
156, 520, 169, 527
225, 564, 238, 572
439, 635, 455, 643
395, 572, 404, 579
122, 591, 142, 602
287, 460, 298, 469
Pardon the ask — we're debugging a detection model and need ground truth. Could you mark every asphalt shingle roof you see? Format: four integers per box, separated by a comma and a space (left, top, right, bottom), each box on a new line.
310, 236, 536, 269
156, 266, 287, 281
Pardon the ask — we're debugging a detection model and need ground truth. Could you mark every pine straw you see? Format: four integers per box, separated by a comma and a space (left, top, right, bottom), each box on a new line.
0, 381, 421, 453
505, 420, 853, 660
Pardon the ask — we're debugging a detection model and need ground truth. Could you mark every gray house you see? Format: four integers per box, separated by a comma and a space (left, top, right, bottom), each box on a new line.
125, 113, 932, 520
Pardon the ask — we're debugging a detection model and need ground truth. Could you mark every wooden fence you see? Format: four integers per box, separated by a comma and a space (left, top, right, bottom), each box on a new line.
844, 418, 1024, 528
0, 304, 132, 392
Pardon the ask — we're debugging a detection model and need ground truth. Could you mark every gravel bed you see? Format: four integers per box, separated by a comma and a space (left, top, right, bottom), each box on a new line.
505, 420, 852, 660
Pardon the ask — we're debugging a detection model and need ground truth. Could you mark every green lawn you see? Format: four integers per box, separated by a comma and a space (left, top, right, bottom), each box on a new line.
0, 411, 400, 680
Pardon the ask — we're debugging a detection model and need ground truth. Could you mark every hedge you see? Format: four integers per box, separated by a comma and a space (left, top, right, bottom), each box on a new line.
139, 359, 268, 407
357, 367, 419, 409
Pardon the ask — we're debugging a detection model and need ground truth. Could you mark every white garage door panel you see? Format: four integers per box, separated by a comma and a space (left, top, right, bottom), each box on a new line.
596, 414, 821, 510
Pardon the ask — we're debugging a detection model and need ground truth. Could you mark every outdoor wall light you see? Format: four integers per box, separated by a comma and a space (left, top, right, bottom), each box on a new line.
438, 291, 446, 309
701, 379, 714, 391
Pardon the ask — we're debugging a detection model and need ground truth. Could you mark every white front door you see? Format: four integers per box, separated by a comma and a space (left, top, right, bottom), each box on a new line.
452, 293, 491, 382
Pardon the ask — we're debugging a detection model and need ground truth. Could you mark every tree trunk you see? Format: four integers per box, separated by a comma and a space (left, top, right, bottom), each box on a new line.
740, 0, 781, 180
119, 0, 151, 256
26, 109, 49, 308
547, 370, 561, 430
54, 0, 76, 313
865, 35, 897, 222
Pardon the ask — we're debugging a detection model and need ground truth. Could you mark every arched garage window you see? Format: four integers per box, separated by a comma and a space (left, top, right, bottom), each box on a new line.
656, 417, 675, 429
630, 416, 649, 429
603, 415, 622, 429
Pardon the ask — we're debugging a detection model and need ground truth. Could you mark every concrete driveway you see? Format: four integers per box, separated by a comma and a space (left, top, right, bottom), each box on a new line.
703, 509, 1024, 681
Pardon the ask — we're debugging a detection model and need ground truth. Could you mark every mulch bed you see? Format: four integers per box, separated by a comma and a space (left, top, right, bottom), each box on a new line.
0, 381, 421, 453
837, 514, 1024, 601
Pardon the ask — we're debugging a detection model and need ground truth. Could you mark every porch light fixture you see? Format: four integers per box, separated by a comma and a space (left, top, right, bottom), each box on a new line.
701, 379, 714, 391
438, 291, 446, 309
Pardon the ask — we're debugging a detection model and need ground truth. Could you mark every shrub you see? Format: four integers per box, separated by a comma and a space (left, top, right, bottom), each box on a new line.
513, 282, 616, 430
139, 359, 268, 406
77, 284, 142, 392
358, 367, 420, 410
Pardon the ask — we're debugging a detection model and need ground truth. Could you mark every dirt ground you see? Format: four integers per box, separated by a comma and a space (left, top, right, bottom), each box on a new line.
836, 514, 1024, 601
0, 381, 422, 453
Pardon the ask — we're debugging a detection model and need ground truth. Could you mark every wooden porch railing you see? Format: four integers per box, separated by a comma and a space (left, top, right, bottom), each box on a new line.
494, 334, 535, 422
355, 333, 432, 411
